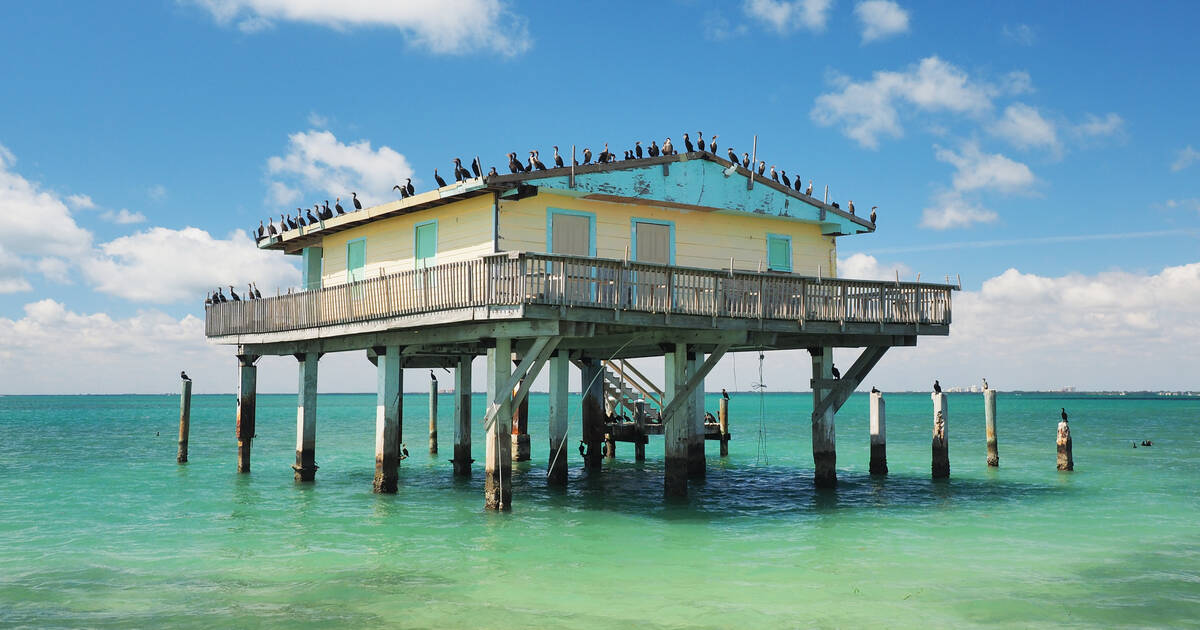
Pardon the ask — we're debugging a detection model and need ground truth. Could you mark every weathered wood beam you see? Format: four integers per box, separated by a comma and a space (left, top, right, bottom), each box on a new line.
657, 344, 730, 424
811, 346, 889, 422
482, 335, 560, 433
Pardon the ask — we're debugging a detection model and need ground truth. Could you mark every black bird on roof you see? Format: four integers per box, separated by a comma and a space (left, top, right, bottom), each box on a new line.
405, 178, 414, 196
933, 380, 942, 394
228, 285, 241, 301
531, 151, 547, 170
794, 176, 804, 192
452, 158, 466, 182
696, 131, 704, 152
472, 157, 482, 178
553, 146, 564, 168
393, 183, 409, 198
285, 214, 297, 230
709, 135, 718, 153
870, 206, 877, 225
352, 192, 362, 210
1061, 408, 1068, 422
267, 220, 278, 237
328, 200, 338, 216
831, 365, 841, 379
256, 220, 266, 240
314, 203, 326, 221
781, 171, 791, 188
295, 209, 306, 228
181, 370, 190, 381
635, 141, 643, 159
581, 147, 592, 165
663, 138, 674, 155
306, 206, 319, 224
757, 161, 766, 176
742, 152, 750, 168
488, 166, 498, 176
683, 133, 694, 153
805, 180, 813, 196
508, 152, 523, 173
434, 169, 447, 187
770, 165, 779, 182
848, 200, 856, 215
647, 141, 659, 157
727, 147, 738, 164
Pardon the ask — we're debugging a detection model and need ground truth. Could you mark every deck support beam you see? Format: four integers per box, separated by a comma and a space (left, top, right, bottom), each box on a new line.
452, 356, 473, 476
235, 355, 258, 473
293, 352, 319, 482
687, 353, 705, 479
580, 359, 605, 470
547, 351, 570, 485
810, 348, 837, 488
663, 344, 689, 497
485, 340, 513, 510
512, 367, 531, 462
374, 345, 402, 493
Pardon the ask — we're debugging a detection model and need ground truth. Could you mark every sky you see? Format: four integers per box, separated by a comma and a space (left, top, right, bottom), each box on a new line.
1, 0, 1198, 394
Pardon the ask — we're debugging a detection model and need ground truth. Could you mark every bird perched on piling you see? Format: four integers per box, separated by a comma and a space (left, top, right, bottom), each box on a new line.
983, 378, 989, 390
430, 370, 437, 383
683, 133, 694, 153
933, 380, 942, 394
553, 146, 564, 168
727, 147, 739, 164
722, 388, 729, 400
871, 385, 880, 394
1061, 408, 1068, 421
434, 169, 448, 187
870, 206, 877, 224
181, 371, 190, 381
662, 138, 674, 155
352, 192, 362, 210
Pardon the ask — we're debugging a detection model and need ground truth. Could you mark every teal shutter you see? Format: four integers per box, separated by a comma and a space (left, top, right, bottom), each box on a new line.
347, 240, 366, 282
767, 235, 791, 272
415, 222, 437, 268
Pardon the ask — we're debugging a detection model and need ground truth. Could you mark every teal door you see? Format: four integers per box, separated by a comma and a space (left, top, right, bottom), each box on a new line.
347, 239, 366, 283
415, 221, 437, 268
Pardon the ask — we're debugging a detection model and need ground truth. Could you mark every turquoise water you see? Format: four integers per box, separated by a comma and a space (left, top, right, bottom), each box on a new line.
0, 392, 1197, 628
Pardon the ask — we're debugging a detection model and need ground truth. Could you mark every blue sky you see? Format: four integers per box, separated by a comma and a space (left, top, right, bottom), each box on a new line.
1, 1, 1198, 393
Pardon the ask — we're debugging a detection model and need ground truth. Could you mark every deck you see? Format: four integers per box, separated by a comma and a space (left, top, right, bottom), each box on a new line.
206, 252, 954, 356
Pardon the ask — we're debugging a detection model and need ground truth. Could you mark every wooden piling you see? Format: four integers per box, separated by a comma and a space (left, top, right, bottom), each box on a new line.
810, 347, 837, 488
511, 375, 531, 462
452, 356, 473, 477
663, 344, 689, 497
869, 391, 887, 475
177, 377, 192, 464
605, 432, 616, 459
1057, 418, 1073, 471
718, 397, 730, 457
984, 389, 999, 467
235, 355, 257, 473
580, 359, 605, 470
484, 340, 513, 511
931, 392, 949, 479
429, 373, 438, 455
293, 352, 319, 482
687, 353, 705, 479
634, 399, 647, 461
547, 351, 569, 485
374, 345, 401, 493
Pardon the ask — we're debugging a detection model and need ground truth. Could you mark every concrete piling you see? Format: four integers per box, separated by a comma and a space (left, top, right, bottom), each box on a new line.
718, 397, 730, 457
580, 359, 605, 470
869, 391, 887, 475
235, 355, 257, 473
634, 399, 647, 461
1057, 418, 1073, 471
452, 356, 473, 476
810, 347, 837, 488
512, 376, 530, 462
984, 389, 999, 467
293, 352, 319, 482
547, 351, 569, 485
177, 377, 192, 464
484, 340, 513, 511
429, 372, 438, 455
686, 353, 705, 479
374, 345, 401, 493
931, 392, 949, 479
663, 344, 689, 497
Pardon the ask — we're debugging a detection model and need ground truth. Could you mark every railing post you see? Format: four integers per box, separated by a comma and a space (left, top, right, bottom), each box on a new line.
799, 279, 807, 327
840, 283, 848, 328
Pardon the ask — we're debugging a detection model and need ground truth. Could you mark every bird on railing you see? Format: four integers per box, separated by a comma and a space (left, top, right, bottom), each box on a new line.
471, 157, 482, 178
253, 282, 263, 299
933, 380, 942, 394
647, 141, 659, 157
598, 143, 613, 163
553, 146, 564, 168
247, 283, 256, 299
580, 148, 592, 165
352, 192, 362, 210
488, 166, 498, 176
683, 133, 694, 153
228, 285, 241, 301
434, 169, 447, 187
635, 141, 643, 158
832, 201, 840, 209
295, 209, 307, 228
623, 150, 632, 160
662, 137, 674, 155
781, 170, 792, 188
266, 220, 278, 237
508, 152, 523, 172
805, 180, 814, 196
709, 135, 718, 153
870, 206, 877, 225
281, 214, 293, 231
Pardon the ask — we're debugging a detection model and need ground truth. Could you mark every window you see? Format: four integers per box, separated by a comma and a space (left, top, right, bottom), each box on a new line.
766, 234, 792, 272
347, 238, 366, 282
631, 219, 674, 265
415, 220, 437, 269
546, 208, 596, 257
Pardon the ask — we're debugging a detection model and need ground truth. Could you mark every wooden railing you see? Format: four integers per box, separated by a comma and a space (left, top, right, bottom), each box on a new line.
205, 252, 954, 337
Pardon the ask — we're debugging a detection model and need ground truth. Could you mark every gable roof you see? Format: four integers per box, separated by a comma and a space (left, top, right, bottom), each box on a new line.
261, 151, 873, 254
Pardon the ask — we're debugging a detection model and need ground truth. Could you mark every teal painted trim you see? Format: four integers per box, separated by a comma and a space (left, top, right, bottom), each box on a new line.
630, 217, 676, 264
546, 207, 597, 256
766, 233, 792, 272
414, 218, 438, 268
346, 237, 366, 283
301, 246, 323, 291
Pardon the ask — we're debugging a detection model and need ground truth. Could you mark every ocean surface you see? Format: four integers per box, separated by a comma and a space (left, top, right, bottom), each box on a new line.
0, 391, 1197, 629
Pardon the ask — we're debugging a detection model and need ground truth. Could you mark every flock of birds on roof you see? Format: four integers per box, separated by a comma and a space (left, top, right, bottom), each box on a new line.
252, 130, 879, 242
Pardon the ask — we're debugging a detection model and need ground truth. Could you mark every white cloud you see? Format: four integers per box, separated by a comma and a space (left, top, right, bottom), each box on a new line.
838, 252, 912, 281
743, 0, 833, 33
100, 208, 147, 224
934, 141, 1035, 193
811, 56, 997, 149
1072, 112, 1124, 140
66, 194, 95, 209
84, 227, 299, 303
266, 130, 414, 209
147, 184, 167, 201
306, 111, 328, 128
855, 0, 909, 43
703, 10, 749, 41
989, 103, 1059, 151
189, 0, 532, 56
1171, 145, 1199, 172
1002, 23, 1035, 46
920, 191, 998, 230
35, 257, 72, 284
1000, 71, 1034, 95
0, 246, 32, 293
1165, 198, 1200, 213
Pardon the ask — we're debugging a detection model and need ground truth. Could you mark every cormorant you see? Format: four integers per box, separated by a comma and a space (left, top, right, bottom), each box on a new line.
623, 150, 632, 160
307, 207, 319, 225
696, 131, 704, 152
453, 158, 465, 182
683, 133, 694, 153
317, 203, 329, 221
393, 184, 407, 198
848, 200, 856, 215
794, 176, 804, 192
228, 285, 241, 301
509, 152, 523, 173
933, 380, 942, 394
983, 378, 989, 390
488, 166, 498, 176
781, 171, 791, 188
742, 152, 750, 168
253, 282, 262, 299
405, 178, 414, 196
352, 192, 362, 210
256, 220, 265, 240
295, 209, 306, 228
334, 198, 344, 214
531, 151, 546, 170
216, 288, 227, 302
553, 146, 564, 168
770, 165, 779, 182
581, 148, 592, 165
871, 386, 880, 394
831, 365, 841, 379
832, 202, 840, 209
471, 157, 482, 178
328, 200, 338, 216
805, 180, 813, 196
267, 221, 278, 236
647, 141, 659, 157
709, 135, 718, 153
181, 371, 190, 381
430, 370, 437, 382
284, 214, 296, 230
635, 141, 643, 158
727, 147, 738, 164
204, 292, 212, 306
599, 142, 612, 163
662, 138, 674, 155
870, 206, 877, 224
722, 388, 729, 400
434, 169, 447, 187
1061, 408, 1068, 421
757, 161, 765, 176
247, 283, 255, 299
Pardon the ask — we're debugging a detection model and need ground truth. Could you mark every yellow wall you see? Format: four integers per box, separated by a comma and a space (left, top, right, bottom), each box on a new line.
498, 192, 838, 276
320, 194, 494, 285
